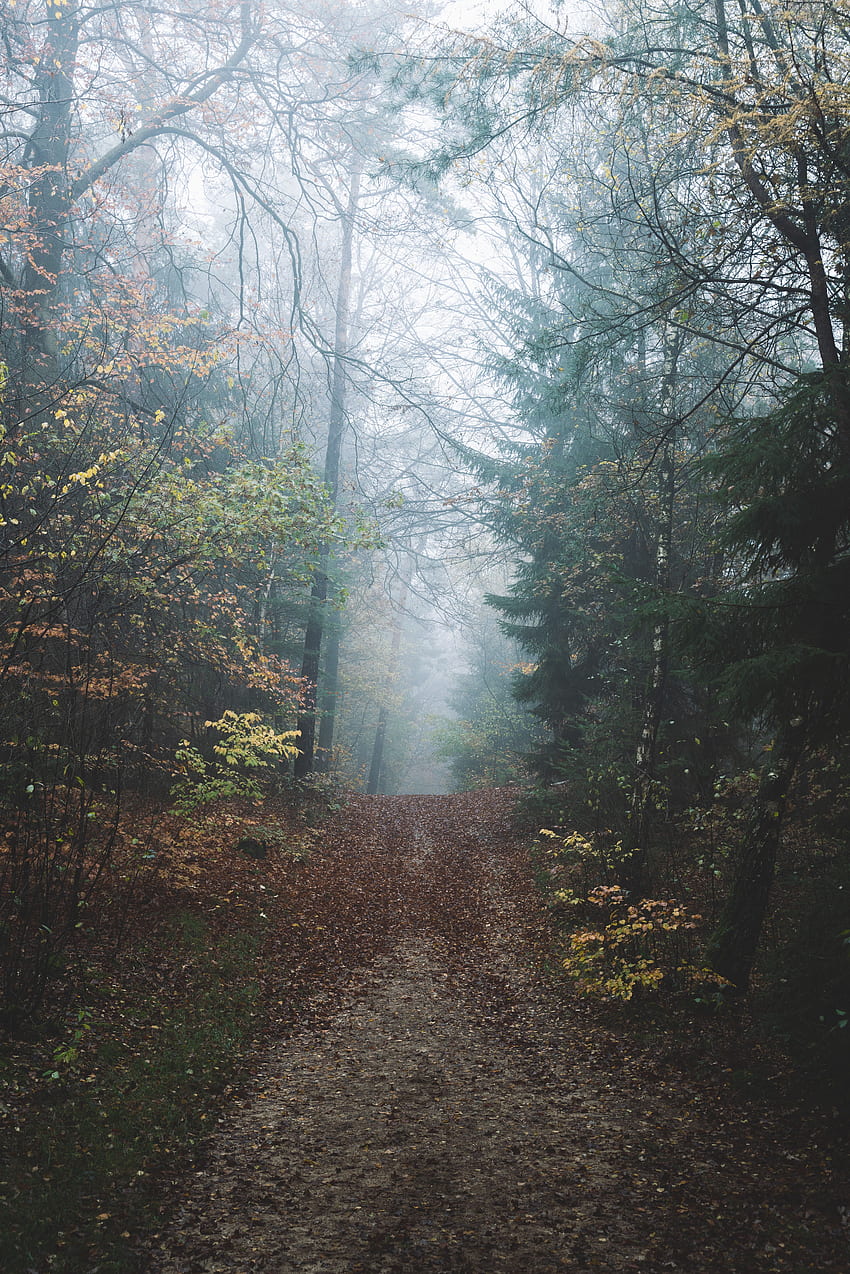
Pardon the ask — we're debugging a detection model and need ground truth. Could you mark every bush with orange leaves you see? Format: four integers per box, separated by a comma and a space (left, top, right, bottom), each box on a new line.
560, 884, 727, 1001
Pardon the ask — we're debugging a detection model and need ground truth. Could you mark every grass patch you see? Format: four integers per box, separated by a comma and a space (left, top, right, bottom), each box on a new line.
0, 912, 263, 1274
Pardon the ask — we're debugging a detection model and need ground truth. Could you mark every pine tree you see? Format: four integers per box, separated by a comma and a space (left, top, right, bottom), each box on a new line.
688, 372, 850, 987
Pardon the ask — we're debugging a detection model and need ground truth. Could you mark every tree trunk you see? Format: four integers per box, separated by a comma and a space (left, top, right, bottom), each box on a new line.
366, 608, 406, 794
293, 569, 328, 778
14, 3, 80, 425
712, 0, 850, 440
315, 611, 341, 772
706, 718, 807, 991
293, 160, 361, 777
365, 556, 417, 795
620, 324, 681, 895
366, 704, 389, 795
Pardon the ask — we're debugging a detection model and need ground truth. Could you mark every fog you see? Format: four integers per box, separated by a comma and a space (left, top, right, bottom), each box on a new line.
1, 0, 843, 802
4, 6, 849, 1188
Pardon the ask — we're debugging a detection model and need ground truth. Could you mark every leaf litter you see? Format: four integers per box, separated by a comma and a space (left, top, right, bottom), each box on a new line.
141, 789, 848, 1273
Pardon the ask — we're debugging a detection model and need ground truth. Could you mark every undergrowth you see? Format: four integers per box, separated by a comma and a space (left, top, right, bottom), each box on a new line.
528, 797, 850, 1110
0, 912, 263, 1274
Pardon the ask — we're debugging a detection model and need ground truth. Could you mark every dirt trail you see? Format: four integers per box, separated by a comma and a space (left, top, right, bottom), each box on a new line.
144, 792, 847, 1274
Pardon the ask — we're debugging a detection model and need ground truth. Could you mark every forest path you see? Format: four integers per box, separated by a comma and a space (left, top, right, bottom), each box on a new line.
144, 791, 845, 1274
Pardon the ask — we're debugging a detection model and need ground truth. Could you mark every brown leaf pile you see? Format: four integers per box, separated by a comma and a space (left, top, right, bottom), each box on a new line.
134, 790, 848, 1274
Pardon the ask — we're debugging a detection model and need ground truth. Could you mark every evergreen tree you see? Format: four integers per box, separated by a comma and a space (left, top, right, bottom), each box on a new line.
687, 372, 850, 987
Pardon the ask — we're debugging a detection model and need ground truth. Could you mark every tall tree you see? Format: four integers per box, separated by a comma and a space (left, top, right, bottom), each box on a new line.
388, 0, 850, 985
295, 160, 362, 777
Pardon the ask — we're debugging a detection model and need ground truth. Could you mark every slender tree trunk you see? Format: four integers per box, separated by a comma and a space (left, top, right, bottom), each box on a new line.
294, 160, 361, 778
366, 556, 416, 795
366, 703, 389, 795
620, 325, 681, 895
14, 3, 79, 426
366, 616, 405, 795
706, 718, 807, 990
257, 557, 278, 649
294, 575, 327, 778
315, 614, 340, 772
712, 0, 850, 440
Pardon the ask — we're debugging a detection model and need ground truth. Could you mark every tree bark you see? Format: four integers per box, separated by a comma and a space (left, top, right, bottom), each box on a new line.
365, 555, 416, 795
315, 613, 341, 772
620, 324, 681, 895
712, 0, 850, 439
293, 160, 361, 777
706, 718, 807, 991
366, 704, 389, 795
14, 2, 80, 423
294, 570, 328, 778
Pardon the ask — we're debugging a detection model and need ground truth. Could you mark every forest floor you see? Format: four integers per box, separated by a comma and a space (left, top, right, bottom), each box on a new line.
131, 789, 849, 1274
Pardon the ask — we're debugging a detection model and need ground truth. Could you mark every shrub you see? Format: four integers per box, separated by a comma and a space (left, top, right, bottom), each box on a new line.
558, 884, 726, 1002
171, 711, 300, 813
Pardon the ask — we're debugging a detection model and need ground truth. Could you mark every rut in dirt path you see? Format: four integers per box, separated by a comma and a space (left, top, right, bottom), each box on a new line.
143, 792, 847, 1274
